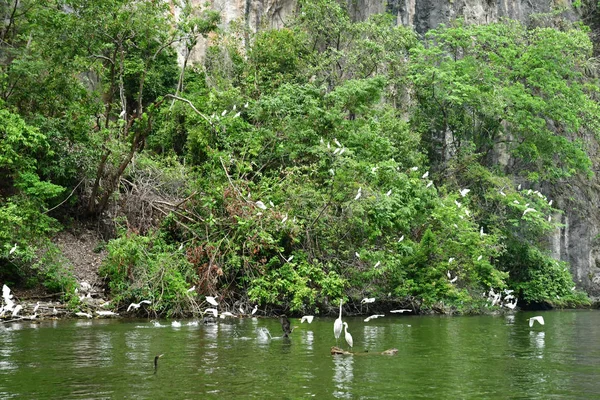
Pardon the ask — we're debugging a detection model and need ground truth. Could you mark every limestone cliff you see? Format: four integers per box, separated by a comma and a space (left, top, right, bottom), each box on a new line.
189, 0, 600, 300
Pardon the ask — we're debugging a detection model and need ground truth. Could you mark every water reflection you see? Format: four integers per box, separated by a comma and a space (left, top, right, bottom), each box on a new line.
332, 355, 354, 399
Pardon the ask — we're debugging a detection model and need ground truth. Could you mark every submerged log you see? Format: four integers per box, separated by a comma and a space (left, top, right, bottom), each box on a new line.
331, 346, 398, 356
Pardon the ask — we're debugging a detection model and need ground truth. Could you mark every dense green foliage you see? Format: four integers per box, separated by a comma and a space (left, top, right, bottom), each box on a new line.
1, 0, 595, 315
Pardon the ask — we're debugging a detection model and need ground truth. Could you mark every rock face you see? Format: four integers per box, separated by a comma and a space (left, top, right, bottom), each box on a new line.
190, 0, 600, 299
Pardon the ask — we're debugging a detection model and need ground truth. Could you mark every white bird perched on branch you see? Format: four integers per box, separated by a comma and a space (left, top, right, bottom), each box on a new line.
343, 322, 353, 348
355, 187, 362, 200
11, 305, 22, 317
523, 208, 536, 217
187, 286, 196, 293
390, 309, 412, 313
127, 300, 151, 312
528, 316, 545, 327
301, 315, 314, 323
251, 305, 258, 315
206, 296, 218, 306
422, 171, 429, 179
459, 188, 470, 197
373, 261, 381, 269
9, 243, 17, 255
361, 297, 375, 304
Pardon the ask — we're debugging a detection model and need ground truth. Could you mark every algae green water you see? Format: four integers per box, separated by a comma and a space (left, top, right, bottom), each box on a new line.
1, 310, 600, 399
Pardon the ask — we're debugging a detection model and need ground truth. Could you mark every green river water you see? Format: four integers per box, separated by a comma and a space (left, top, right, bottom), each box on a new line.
1, 310, 599, 399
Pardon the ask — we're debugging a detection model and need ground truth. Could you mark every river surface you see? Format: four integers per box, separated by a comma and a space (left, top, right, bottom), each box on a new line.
1, 310, 600, 399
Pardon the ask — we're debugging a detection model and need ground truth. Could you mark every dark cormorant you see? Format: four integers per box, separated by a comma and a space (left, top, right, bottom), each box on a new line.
280, 315, 291, 337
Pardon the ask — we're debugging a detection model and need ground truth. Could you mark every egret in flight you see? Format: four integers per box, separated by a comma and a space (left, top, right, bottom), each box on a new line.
528, 316, 545, 327
206, 296, 218, 306
127, 300, 151, 312
301, 315, 314, 324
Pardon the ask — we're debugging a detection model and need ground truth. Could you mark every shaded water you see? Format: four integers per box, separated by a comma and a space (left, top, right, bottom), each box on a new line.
1, 310, 600, 399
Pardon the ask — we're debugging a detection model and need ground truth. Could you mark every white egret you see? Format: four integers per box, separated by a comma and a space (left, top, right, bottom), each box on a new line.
548, 216, 552, 222
171, 321, 182, 327
333, 148, 340, 155
390, 309, 412, 313
221, 110, 227, 116
96, 310, 118, 317
449, 276, 458, 284
127, 300, 151, 312
355, 252, 360, 258
354, 187, 362, 200
373, 261, 381, 268
459, 188, 470, 197
75, 312, 92, 318
513, 200, 520, 204
256, 201, 267, 210
571, 286, 576, 291
523, 208, 536, 217
548, 199, 553, 206
499, 190, 506, 196
187, 286, 196, 292
329, 169, 335, 176
398, 235, 404, 242
12, 305, 22, 317
386, 189, 392, 196
286, 255, 294, 262
9, 243, 17, 254
477, 255, 483, 261
339, 147, 345, 156
364, 314, 384, 322
480, 226, 485, 237
361, 297, 375, 304
333, 299, 343, 341
281, 214, 288, 224
528, 316, 545, 327
244, 102, 249, 108
220, 311, 234, 317
206, 296, 219, 306
178, 243, 184, 251
33, 302, 40, 313
205, 308, 218, 317
422, 171, 429, 179
504, 299, 518, 310
239, 306, 245, 314
334, 138, 342, 147
342, 322, 353, 349
426, 181, 433, 188
301, 315, 314, 323
448, 257, 454, 263
518, 184, 522, 190
251, 305, 258, 315
410, 166, 418, 171
454, 200, 462, 208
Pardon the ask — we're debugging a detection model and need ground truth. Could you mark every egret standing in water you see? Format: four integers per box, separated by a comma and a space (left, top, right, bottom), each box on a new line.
343, 322, 353, 349
333, 299, 343, 343
280, 315, 292, 337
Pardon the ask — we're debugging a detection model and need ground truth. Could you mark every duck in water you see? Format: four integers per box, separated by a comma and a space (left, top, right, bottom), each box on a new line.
279, 315, 292, 337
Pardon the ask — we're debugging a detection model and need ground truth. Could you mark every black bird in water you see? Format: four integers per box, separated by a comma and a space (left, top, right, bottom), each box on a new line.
280, 315, 292, 337
154, 354, 163, 374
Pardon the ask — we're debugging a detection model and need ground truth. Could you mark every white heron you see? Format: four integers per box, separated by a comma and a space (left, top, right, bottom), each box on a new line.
343, 322, 353, 349
206, 296, 218, 306
171, 321, 182, 327
221, 110, 227, 116
96, 310, 118, 317
334, 138, 342, 147
386, 189, 392, 196
454, 200, 462, 208
301, 315, 314, 323
75, 312, 92, 318
33, 302, 40, 313
528, 316, 545, 327
187, 286, 196, 293
373, 261, 381, 268
410, 166, 418, 171
354, 187, 362, 200
12, 305, 22, 317
251, 305, 258, 315
390, 309, 412, 313
364, 314, 384, 322
361, 298, 375, 304
205, 308, 218, 317
459, 188, 470, 197
255, 201, 267, 210
523, 208, 536, 217
398, 235, 404, 242
477, 255, 483, 261
334, 299, 343, 341
548, 199, 553, 206
9, 243, 17, 255
426, 181, 433, 188
127, 300, 151, 312
422, 171, 429, 179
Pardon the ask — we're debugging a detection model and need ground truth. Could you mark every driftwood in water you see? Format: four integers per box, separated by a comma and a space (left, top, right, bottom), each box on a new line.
331, 346, 398, 356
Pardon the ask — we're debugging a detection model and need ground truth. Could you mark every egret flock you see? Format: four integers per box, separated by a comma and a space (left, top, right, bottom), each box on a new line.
0, 282, 549, 356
